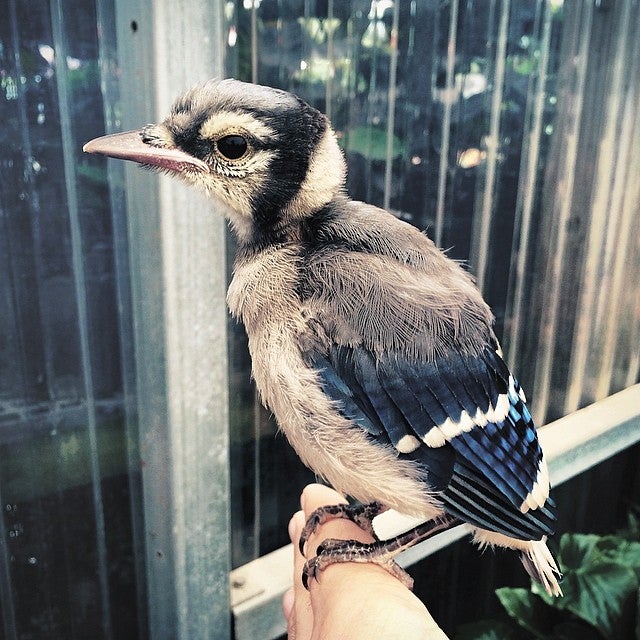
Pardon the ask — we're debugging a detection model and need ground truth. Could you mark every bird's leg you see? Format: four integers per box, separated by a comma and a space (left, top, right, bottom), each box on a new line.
302, 514, 463, 590
299, 501, 387, 555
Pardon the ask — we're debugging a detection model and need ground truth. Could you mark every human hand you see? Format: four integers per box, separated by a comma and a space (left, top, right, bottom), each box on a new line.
282, 483, 450, 639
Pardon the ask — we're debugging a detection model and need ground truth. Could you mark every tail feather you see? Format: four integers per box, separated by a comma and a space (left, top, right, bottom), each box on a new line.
472, 528, 563, 597
519, 537, 563, 597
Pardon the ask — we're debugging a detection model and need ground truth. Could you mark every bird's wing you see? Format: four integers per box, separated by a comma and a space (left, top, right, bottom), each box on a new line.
303, 341, 555, 541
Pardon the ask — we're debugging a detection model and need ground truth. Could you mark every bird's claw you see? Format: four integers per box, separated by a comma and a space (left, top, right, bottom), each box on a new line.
301, 538, 366, 590
299, 501, 385, 555
299, 515, 463, 590
300, 537, 414, 591
301, 556, 321, 590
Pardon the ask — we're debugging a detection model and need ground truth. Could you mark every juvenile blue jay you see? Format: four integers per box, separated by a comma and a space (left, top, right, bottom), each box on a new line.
84, 79, 562, 597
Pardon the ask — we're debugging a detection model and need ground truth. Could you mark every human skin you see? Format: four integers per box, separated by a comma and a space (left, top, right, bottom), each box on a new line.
282, 484, 450, 640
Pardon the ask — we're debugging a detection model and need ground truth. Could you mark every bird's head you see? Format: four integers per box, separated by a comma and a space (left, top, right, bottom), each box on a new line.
84, 78, 346, 240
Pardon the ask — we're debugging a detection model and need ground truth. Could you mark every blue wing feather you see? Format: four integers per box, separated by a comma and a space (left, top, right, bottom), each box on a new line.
435, 356, 490, 417
387, 358, 450, 427
305, 341, 555, 541
376, 360, 436, 435
452, 427, 531, 507
306, 351, 382, 436
351, 348, 414, 448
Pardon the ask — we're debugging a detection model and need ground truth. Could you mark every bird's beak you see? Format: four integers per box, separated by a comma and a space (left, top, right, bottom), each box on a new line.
83, 130, 209, 173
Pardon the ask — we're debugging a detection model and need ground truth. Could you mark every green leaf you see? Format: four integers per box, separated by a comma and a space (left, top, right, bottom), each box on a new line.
454, 618, 521, 640
496, 588, 553, 638
532, 534, 639, 639
558, 533, 600, 571
596, 536, 640, 579
620, 510, 640, 542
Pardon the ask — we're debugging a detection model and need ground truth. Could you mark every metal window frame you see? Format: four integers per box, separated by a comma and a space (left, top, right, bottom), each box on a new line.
110, 1, 231, 638
231, 384, 640, 640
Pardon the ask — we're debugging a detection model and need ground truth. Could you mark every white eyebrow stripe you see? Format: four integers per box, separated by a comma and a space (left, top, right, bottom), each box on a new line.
199, 111, 277, 142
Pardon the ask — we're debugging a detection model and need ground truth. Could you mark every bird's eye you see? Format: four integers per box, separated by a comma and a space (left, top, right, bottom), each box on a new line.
216, 135, 248, 160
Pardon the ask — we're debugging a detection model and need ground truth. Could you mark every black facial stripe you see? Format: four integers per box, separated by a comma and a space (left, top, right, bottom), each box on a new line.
166, 95, 329, 242
250, 101, 328, 225
168, 115, 208, 154
180, 135, 212, 160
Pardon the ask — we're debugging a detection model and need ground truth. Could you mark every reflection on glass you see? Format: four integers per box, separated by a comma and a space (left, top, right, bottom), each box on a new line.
224, 0, 640, 572
0, 0, 142, 637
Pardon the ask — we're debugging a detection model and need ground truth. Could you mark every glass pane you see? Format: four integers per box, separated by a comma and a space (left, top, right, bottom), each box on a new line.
513, 0, 640, 421
223, 0, 640, 573
0, 0, 144, 636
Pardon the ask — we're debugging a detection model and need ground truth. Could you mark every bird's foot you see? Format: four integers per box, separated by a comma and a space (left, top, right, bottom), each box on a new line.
301, 514, 462, 590
302, 538, 414, 590
299, 501, 386, 555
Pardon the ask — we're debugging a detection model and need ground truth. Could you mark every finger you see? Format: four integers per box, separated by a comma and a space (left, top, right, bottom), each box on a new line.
286, 510, 314, 640
300, 483, 348, 514
282, 588, 296, 639
289, 510, 308, 578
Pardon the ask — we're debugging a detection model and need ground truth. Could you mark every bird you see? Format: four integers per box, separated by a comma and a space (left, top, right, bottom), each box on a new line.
84, 78, 562, 597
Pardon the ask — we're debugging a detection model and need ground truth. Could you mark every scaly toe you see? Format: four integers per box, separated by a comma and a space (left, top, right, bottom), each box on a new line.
299, 502, 384, 554
300, 537, 415, 590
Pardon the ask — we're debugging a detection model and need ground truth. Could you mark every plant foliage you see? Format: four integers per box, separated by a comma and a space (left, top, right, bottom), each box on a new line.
456, 512, 640, 640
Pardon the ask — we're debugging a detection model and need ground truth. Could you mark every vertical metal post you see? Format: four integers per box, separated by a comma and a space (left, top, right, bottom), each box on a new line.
471, 0, 510, 294
94, 0, 149, 633
565, 0, 640, 410
251, 1, 259, 83
383, 0, 400, 211
434, 0, 458, 248
505, 0, 553, 371
532, 1, 593, 423
112, 1, 231, 638
325, 0, 334, 120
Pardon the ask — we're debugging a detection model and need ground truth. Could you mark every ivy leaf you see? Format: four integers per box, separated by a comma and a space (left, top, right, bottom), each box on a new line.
496, 587, 553, 639
623, 510, 640, 542
532, 534, 638, 639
